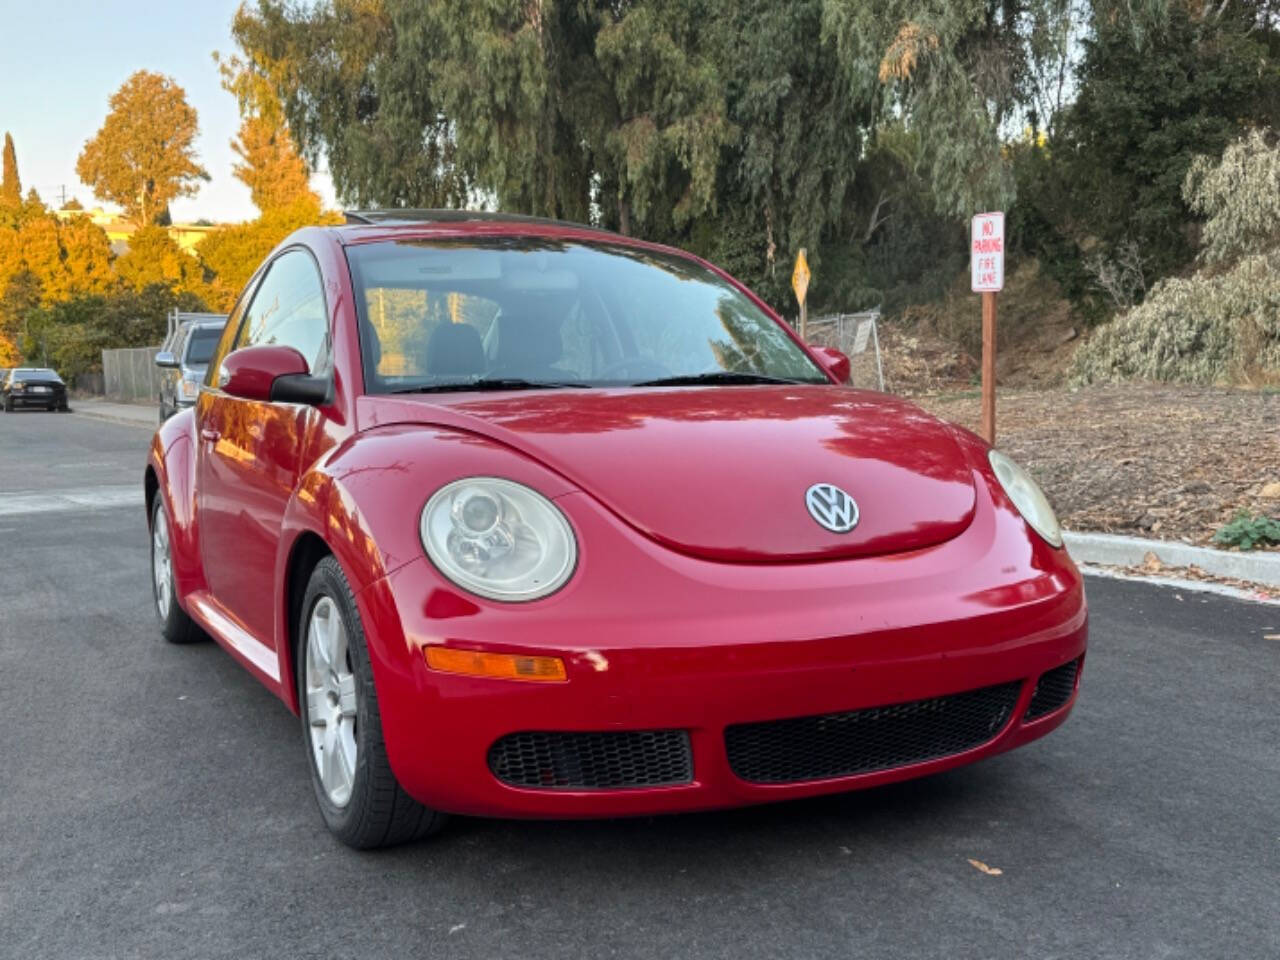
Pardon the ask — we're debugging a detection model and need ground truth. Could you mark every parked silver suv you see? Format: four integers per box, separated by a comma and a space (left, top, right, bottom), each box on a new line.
155, 317, 227, 422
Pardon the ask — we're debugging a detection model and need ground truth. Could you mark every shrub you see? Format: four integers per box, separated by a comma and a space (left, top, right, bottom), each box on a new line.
1070, 250, 1280, 384
1071, 129, 1280, 385
1213, 511, 1280, 551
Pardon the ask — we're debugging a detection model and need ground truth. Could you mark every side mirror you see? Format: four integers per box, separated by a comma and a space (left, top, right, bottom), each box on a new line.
218, 345, 330, 405
811, 345, 851, 384
154, 351, 178, 369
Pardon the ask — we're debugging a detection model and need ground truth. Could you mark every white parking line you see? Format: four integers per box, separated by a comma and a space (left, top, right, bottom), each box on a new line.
0, 485, 141, 516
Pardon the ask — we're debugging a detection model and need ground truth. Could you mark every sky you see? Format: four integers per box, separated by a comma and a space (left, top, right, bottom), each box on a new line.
0, 0, 337, 223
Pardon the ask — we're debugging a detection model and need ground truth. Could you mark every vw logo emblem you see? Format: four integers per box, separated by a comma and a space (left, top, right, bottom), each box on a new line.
805, 483, 859, 533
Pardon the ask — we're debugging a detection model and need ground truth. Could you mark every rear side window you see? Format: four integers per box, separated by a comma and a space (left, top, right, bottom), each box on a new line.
234, 249, 330, 374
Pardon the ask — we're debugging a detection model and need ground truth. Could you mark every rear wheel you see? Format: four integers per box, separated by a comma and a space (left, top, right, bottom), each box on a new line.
298, 556, 445, 848
150, 497, 202, 644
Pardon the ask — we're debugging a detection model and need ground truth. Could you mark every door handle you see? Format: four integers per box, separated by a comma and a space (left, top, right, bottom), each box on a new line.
200, 427, 220, 443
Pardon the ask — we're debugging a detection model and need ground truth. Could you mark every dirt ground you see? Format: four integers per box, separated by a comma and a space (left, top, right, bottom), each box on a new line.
914, 384, 1280, 550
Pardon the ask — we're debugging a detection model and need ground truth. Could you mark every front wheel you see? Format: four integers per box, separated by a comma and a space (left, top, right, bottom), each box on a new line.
298, 556, 445, 848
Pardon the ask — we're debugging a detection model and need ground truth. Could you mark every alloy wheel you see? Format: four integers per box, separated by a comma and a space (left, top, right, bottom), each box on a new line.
304, 596, 359, 807
152, 508, 173, 619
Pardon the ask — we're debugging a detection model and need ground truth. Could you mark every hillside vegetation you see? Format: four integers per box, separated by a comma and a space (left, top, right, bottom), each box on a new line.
1073, 131, 1280, 386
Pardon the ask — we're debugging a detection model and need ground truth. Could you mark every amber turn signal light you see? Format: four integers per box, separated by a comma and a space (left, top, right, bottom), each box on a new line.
424, 646, 567, 682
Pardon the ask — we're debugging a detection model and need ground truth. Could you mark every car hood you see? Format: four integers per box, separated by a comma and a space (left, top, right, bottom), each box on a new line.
358, 386, 977, 562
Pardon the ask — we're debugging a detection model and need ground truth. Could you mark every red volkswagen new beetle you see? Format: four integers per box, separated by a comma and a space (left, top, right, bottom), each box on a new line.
145, 211, 1086, 848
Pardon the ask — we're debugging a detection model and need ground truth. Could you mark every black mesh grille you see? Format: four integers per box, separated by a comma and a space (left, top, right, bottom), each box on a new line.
724, 681, 1023, 784
489, 730, 693, 790
1025, 658, 1080, 720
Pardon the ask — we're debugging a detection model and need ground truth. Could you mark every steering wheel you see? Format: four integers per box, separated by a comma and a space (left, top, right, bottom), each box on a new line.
596, 356, 673, 381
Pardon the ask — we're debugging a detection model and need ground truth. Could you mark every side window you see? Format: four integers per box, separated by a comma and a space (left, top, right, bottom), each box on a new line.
206, 277, 260, 387
235, 249, 330, 374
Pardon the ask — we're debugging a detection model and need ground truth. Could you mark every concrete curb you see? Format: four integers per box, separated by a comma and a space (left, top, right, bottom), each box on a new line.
71, 405, 156, 430
1064, 530, 1280, 587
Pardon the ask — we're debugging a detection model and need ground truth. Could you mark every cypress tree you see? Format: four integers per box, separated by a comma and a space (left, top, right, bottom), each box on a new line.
1, 132, 20, 207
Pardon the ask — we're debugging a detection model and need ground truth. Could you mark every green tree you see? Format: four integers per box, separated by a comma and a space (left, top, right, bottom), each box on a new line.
76, 71, 210, 226
1058, 6, 1279, 280
1, 132, 20, 208
231, 0, 470, 209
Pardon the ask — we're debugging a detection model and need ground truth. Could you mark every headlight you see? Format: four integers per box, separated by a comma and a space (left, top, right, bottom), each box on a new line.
988, 450, 1063, 548
179, 376, 200, 400
420, 477, 577, 601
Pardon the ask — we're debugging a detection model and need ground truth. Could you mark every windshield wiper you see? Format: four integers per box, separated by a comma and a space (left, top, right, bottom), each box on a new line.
630, 371, 819, 387
390, 377, 590, 394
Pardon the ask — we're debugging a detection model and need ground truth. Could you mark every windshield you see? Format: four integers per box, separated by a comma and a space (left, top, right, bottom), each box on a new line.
185, 327, 222, 365
345, 238, 826, 393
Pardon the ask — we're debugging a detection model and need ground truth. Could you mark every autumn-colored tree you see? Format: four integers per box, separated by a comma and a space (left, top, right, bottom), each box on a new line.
1, 132, 19, 208
197, 199, 338, 309
218, 53, 320, 214
56, 216, 116, 298
76, 71, 210, 226
0, 270, 41, 362
0, 209, 114, 307
233, 115, 320, 214
114, 225, 205, 294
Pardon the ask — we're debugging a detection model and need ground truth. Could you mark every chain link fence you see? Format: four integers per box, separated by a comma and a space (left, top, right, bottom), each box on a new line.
805, 310, 885, 390
102, 346, 164, 403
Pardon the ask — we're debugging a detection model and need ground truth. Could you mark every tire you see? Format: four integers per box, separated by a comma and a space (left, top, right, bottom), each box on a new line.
150, 496, 203, 644
3, 397, 11, 413
298, 556, 445, 848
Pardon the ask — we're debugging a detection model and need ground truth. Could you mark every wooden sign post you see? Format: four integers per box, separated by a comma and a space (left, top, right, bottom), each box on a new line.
792, 248, 810, 340
970, 213, 1004, 444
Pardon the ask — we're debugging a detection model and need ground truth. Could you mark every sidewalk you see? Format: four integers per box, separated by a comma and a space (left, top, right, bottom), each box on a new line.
71, 397, 158, 429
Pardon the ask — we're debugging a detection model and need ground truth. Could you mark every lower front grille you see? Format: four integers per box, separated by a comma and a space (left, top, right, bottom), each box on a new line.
725, 681, 1022, 784
1025, 658, 1081, 720
489, 730, 693, 790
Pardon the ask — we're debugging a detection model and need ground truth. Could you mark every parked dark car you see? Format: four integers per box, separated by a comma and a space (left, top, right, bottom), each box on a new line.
2, 367, 69, 412
155, 318, 226, 421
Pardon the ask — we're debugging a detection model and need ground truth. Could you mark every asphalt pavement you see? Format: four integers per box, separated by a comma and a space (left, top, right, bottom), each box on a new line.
2, 407, 1278, 959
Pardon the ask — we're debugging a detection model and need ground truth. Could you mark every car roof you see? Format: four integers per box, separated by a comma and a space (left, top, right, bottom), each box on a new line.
333, 209, 627, 247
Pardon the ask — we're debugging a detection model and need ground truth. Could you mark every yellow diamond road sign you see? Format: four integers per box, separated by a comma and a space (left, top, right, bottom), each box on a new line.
792, 248, 810, 306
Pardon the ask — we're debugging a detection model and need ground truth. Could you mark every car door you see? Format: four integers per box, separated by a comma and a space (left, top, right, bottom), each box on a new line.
195, 248, 333, 651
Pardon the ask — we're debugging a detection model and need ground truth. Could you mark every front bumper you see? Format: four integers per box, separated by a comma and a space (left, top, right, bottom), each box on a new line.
355, 478, 1088, 820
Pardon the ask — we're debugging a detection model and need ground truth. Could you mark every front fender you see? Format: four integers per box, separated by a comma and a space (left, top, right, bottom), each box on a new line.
148, 408, 204, 605
273, 423, 580, 711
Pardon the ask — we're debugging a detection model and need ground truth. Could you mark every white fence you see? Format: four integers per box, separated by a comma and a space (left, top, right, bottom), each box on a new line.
102, 346, 164, 403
